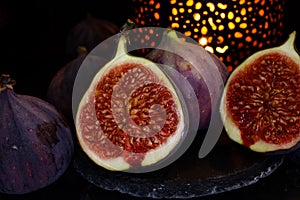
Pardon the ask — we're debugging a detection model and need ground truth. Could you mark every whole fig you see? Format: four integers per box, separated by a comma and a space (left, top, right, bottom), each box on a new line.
47, 46, 109, 125
0, 74, 74, 194
66, 14, 119, 59
47, 46, 88, 123
146, 29, 229, 130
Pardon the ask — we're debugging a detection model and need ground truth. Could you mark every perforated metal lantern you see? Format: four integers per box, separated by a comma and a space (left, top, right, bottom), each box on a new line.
131, 0, 285, 71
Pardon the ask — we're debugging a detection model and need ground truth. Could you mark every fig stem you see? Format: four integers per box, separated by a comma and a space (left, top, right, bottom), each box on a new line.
282, 31, 297, 51
0, 74, 16, 91
165, 29, 181, 42
120, 19, 137, 33
115, 20, 137, 58
76, 46, 88, 57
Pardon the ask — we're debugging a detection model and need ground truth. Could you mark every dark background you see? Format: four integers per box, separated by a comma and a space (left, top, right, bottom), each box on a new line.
0, 0, 300, 199
0, 0, 299, 99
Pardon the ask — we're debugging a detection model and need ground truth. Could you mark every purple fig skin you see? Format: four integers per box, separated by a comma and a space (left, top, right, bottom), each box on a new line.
47, 47, 88, 123
47, 47, 109, 124
66, 14, 119, 59
146, 30, 229, 130
0, 77, 74, 194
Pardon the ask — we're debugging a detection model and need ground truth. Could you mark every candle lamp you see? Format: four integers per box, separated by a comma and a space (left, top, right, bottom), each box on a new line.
131, 0, 285, 71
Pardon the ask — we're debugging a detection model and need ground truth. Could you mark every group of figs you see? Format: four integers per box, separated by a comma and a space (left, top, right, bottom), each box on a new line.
73, 26, 300, 172
0, 15, 118, 194
1, 14, 300, 193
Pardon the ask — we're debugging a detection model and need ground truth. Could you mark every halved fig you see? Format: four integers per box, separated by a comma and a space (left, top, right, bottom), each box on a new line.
74, 32, 196, 172
220, 31, 300, 153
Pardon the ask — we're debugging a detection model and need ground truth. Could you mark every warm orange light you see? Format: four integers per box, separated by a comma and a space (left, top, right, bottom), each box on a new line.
155, 2, 160, 9
239, 22, 247, 29
228, 11, 234, 20
208, 17, 217, 30
245, 36, 252, 42
195, 2, 201, 9
206, 2, 215, 12
216, 45, 228, 54
171, 22, 180, 28
228, 22, 235, 29
201, 26, 208, 34
234, 32, 243, 38
217, 36, 224, 43
186, 0, 193, 6
193, 13, 200, 21
218, 25, 224, 31
149, 0, 155, 5
217, 3, 227, 9
235, 17, 241, 23
205, 46, 214, 53
251, 28, 257, 34
239, 0, 246, 5
172, 8, 178, 15
170, 0, 176, 4
259, 9, 264, 16
154, 12, 160, 20
185, 31, 192, 36
240, 8, 246, 15
264, 21, 269, 29
198, 37, 207, 46
220, 12, 226, 19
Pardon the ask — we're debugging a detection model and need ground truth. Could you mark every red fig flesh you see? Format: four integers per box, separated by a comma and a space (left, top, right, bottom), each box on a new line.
74, 32, 197, 172
220, 31, 300, 153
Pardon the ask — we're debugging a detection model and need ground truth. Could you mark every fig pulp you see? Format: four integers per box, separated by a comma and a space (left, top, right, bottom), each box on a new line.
0, 74, 74, 194
75, 31, 198, 172
220, 31, 300, 153
146, 29, 229, 130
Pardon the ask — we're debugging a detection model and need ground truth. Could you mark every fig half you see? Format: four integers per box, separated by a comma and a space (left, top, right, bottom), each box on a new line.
75, 31, 198, 172
220, 31, 300, 153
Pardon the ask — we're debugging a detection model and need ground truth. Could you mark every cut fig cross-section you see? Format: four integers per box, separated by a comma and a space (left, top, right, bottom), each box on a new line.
75, 31, 195, 172
220, 31, 300, 154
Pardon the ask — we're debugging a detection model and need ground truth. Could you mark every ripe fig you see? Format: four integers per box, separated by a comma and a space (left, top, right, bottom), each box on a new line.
47, 46, 88, 123
75, 30, 199, 172
220, 31, 300, 153
146, 29, 229, 130
0, 74, 74, 194
47, 46, 109, 125
66, 14, 119, 59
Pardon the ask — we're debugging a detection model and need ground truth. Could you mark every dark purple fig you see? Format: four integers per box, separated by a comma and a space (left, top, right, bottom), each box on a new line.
47, 46, 88, 123
66, 14, 119, 59
0, 74, 74, 194
146, 29, 229, 130
47, 47, 109, 124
